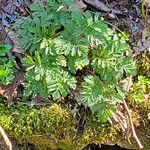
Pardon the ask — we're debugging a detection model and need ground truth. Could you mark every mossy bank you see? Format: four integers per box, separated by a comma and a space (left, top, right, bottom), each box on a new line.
0, 100, 118, 150
0, 99, 150, 150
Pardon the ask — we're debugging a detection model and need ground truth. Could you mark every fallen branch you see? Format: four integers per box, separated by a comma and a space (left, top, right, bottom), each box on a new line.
83, 0, 124, 15
0, 126, 12, 150
123, 77, 143, 149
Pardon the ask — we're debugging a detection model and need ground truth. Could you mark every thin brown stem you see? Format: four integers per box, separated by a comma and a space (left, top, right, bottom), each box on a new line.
0, 126, 12, 150
123, 77, 143, 149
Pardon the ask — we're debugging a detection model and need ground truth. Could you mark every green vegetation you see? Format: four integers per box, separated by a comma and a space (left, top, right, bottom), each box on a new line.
0, 44, 14, 85
23, 51, 76, 99
15, 0, 73, 53
1, 0, 150, 149
0, 100, 117, 150
128, 76, 150, 105
14, 0, 136, 122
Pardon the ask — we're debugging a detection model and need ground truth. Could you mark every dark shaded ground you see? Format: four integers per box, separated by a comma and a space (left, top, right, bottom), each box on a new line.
0, 143, 129, 150
84, 144, 129, 150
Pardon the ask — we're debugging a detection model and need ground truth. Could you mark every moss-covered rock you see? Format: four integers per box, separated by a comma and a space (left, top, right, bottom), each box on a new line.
0, 99, 150, 150
0, 100, 119, 150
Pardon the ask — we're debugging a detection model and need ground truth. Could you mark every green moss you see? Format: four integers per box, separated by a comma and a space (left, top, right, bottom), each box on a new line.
126, 76, 150, 149
0, 100, 120, 149
1, 98, 150, 149
1, 99, 150, 149
0, 101, 74, 138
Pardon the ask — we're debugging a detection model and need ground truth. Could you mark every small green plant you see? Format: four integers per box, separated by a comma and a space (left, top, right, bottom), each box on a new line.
128, 76, 150, 104
0, 44, 14, 85
23, 51, 76, 99
16, 0, 136, 122
15, 0, 73, 53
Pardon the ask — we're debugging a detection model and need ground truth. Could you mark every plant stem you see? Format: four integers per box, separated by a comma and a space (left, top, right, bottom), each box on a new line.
123, 77, 143, 149
0, 126, 12, 150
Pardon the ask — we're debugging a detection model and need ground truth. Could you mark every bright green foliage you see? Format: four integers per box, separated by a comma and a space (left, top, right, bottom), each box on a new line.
68, 55, 89, 73
0, 44, 14, 85
15, 0, 136, 122
91, 38, 136, 84
44, 0, 73, 25
15, 0, 74, 53
128, 76, 150, 104
81, 76, 121, 122
15, 14, 58, 52
23, 51, 76, 99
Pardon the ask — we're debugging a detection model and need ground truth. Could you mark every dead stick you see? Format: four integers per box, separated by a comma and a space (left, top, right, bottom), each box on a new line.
83, 0, 123, 15
123, 77, 143, 149
0, 126, 12, 150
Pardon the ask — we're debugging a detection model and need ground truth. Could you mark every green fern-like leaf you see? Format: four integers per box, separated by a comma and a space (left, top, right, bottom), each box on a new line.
16, 3, 137, 123
68, 54, 89, 74
81, 75, 124, 122
15, 10, 58, 52
0, 44, 14, 85
46, 69, 76, 100
23, 51, 76, 99
93, 102, 116, 122
91, 35, 136, 84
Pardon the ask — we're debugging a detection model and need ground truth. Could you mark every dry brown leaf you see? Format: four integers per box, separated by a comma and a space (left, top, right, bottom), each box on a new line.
7, 30, 24, 54
0, 25, 6, 44
133, 28, 150, 55
0, 72, 25, 104
69, 0, 87, 11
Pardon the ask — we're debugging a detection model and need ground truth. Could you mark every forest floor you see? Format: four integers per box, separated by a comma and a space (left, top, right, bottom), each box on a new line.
0, 0, 150, 150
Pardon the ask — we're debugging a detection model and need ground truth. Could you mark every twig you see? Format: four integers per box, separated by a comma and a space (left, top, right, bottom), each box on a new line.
17, 101, 51, 107
0, 126, 12, 150
104, 20, 125, 34
145, 91, 150, 101
123, 77, 143, 149
83, 0, 123, 15
91, 11, 125, 37
105, 0, 112, 12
